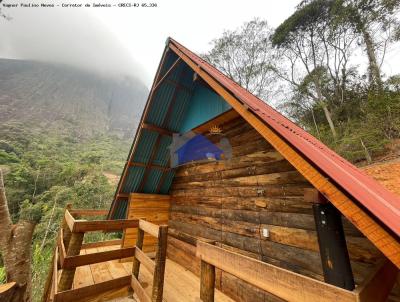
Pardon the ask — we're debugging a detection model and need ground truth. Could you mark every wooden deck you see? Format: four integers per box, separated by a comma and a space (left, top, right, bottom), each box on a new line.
67, 245, 234, 302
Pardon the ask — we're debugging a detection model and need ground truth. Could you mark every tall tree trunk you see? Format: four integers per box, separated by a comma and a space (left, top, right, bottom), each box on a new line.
362, 29, 383, 91
314, 80, 337, 139
321, 102, 338, 139
0, 170, 36, 302
1, 222, 35, 302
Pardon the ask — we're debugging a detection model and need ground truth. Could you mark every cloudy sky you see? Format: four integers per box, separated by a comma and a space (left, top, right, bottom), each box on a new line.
1, 0, 399, 86
0, 0, 301, 84
92, 0, 301, 83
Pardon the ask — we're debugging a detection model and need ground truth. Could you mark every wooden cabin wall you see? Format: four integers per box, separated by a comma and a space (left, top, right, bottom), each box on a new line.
123, 193, 170, 253
167, 116, 389, 302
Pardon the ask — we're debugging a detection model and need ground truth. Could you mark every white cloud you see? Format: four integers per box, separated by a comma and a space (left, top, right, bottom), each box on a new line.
0, 1, 146, 80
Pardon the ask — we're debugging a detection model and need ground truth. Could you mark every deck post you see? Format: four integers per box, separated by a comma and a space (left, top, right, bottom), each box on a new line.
62, 204, 72, 247
132, 228, 144, 278
151, 225, 168, 302
200, 260, 215, 302
41, 247, 57, 302
306, 189, 355, 290
58, 232, 84, 291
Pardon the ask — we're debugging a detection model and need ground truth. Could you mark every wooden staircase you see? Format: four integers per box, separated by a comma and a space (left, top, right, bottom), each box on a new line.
42, 207, 168, 302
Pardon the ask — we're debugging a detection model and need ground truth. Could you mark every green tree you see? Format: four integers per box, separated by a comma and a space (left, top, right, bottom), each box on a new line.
271, 0, 400, 161
0, 169, 42, 302
338, 0, 400, 91
203, 19, 277, 101
271, 0, 357, 139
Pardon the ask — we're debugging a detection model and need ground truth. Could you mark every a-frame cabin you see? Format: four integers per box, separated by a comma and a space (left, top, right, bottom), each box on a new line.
42, 38, 400, 302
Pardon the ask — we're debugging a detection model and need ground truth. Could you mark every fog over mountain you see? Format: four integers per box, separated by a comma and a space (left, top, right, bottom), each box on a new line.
0, 59, 148, 138
0, 4, 149, 137
0, 3, 147, 79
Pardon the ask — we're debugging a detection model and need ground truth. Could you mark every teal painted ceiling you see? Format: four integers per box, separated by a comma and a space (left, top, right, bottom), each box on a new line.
111, 47, 231, 219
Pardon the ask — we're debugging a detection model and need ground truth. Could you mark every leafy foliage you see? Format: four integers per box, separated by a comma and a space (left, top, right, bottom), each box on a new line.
0, 266, 5, 284
203, 19, 278, 101
205, 3, 400, 164
272, 0, 333, 47
0, 122, 129, 300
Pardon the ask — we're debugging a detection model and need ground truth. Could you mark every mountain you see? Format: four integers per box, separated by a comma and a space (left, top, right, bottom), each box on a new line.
0, 59, 148, 138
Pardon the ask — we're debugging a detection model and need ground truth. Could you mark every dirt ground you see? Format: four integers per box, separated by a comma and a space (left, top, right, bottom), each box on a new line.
103, 172, 120, 186
361, 158, 400, 196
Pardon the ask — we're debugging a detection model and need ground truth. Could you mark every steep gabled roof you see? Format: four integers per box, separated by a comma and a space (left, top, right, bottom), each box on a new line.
109, 38, 400, 267
169, 38, 400, 236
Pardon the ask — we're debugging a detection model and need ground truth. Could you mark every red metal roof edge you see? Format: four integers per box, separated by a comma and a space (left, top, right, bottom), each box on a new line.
168, 38, 400, 237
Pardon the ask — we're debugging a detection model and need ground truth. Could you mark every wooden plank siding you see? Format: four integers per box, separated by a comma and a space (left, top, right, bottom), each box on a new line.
122, 193, 171, 253
170, 42, 400, 270
167, 116, 398, 302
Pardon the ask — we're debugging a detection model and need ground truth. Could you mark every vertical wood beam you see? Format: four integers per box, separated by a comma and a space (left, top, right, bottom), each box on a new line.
200, 260, 215, 302
151, 225, 168, 302
58, 232, 84, 291
309, 189, 355, 290
132, 228, 144, 278
62, 205, 72, 248
354, 260, 398, 302
41, 247, 56, 302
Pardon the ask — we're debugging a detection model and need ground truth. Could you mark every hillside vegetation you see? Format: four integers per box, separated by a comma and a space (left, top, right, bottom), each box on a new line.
0, 59, 147, 300
0, 59, 148, 138
204, 0, 400, 163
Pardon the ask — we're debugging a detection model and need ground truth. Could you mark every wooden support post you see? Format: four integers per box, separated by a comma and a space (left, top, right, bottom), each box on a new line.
308, 189, 355, 290
62, 205, 72, 248
200, 260, 215, 302
132, 228, 144, 278
41, 247, 56, 302
58, 232, 84, 291
151, 226, 168, 302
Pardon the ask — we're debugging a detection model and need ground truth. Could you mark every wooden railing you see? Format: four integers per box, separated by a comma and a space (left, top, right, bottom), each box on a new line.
196, 241, 399, 302
131, 219, 168, 302
42, 207, 168, 302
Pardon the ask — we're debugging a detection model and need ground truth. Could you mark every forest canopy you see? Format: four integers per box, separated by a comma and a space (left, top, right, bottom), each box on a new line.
205, 0, 400, 162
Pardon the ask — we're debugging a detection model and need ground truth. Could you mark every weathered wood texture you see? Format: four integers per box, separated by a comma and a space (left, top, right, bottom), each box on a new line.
122, 193, 171, 253
354, 260, 399, 302
200, 260, 216, 302
171, 42, 400, 270
151, 225, 168, 302
58, 232, 84, 291
197, 241, 357, 302
168, 116, 391, 302
132, 228, 144, 278
55, 276, 131, 302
